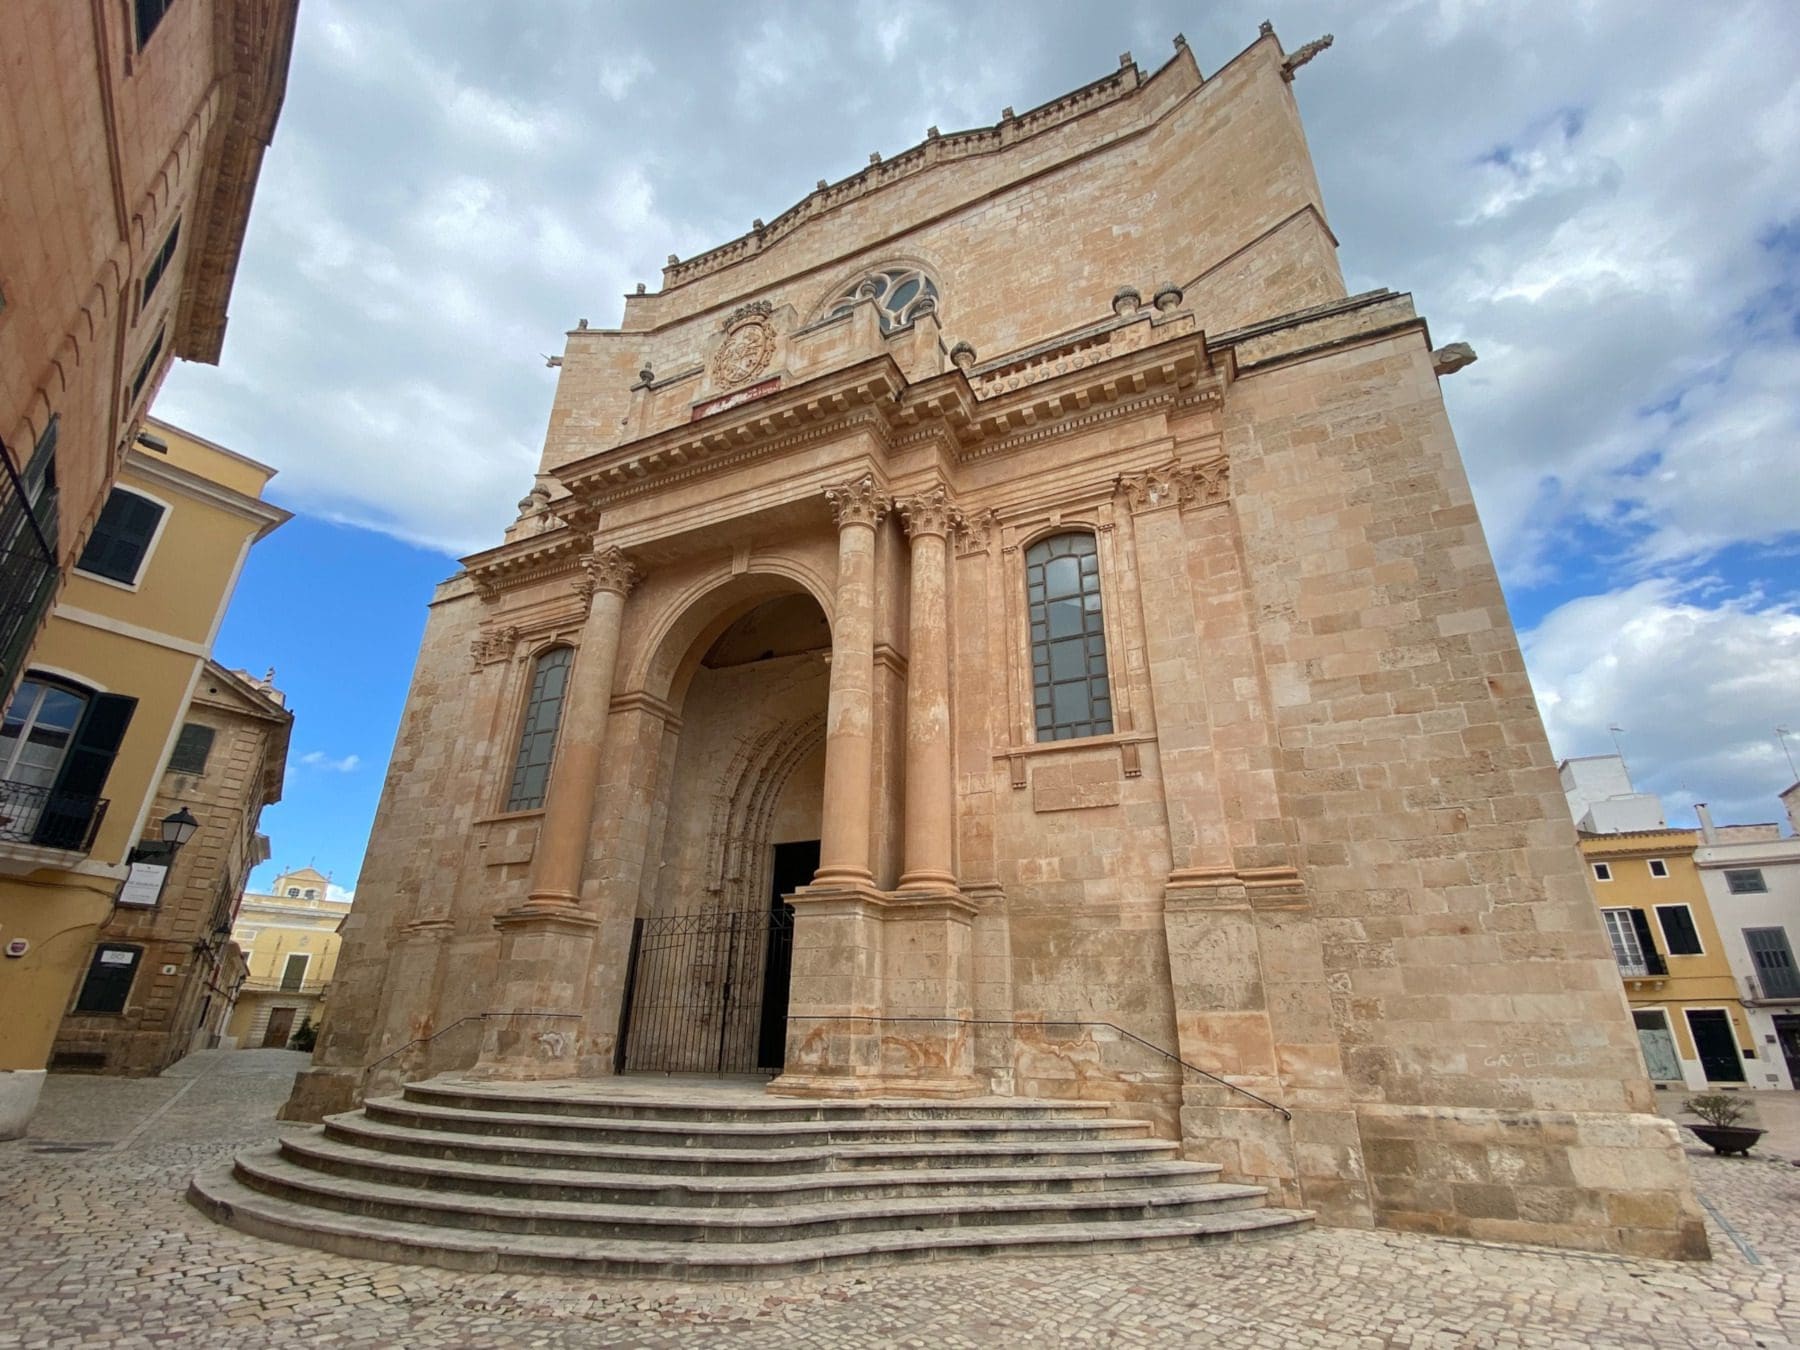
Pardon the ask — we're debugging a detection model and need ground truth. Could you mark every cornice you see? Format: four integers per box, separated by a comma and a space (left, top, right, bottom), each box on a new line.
462, 525, 591, 601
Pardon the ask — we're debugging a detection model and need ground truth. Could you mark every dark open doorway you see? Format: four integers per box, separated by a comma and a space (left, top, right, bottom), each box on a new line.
758, 839, 817, 1070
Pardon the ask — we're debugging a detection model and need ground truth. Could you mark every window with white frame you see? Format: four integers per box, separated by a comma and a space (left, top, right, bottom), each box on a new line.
75, 487, 164, 585
1647, 858, 1669, 879
1592, 862, 1612, 882
1601, 908, 1653, 977
1725, 868, 1769, 894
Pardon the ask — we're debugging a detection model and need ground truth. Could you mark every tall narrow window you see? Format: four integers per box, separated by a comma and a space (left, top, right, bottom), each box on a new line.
506, 647, 573, 810
1026, 533, 1112, 741
166, 722, 214, 775
134, 0, 176, 49
76, 488, 164, 584
129, 327, 166, 409
140, 219, 181, 308
280, 952, 310, 991
1746, 928, 1800, 998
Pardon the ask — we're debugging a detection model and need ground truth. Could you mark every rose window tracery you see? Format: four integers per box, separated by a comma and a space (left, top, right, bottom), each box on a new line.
826, 267, 940, 333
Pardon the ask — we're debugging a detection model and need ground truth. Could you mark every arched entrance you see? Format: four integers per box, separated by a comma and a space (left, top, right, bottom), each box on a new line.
616, 593, 829, 1074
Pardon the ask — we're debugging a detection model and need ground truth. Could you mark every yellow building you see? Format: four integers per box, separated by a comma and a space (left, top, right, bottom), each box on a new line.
0, 418, 287, 1134
1580, 829, 1759, 1090
226, 869, 352, 1050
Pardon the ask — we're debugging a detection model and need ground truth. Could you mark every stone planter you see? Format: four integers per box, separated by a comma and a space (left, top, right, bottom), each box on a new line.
1688, 1124, 1765, 1156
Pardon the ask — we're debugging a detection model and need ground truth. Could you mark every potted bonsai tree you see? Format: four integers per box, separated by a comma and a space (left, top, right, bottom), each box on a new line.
1683, 1093, 1765, 1156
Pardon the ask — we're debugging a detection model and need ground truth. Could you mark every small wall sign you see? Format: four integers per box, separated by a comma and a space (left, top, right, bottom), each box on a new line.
117, 862, 169, 908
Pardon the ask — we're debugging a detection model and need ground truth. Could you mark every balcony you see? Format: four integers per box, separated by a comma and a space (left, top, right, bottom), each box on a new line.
239, 977, 329, 996
1616, 950, 1669, 980
0, 779, 108, 857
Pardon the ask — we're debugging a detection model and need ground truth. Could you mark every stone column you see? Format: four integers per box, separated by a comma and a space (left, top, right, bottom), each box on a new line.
895, 486, 961, 893
812, 474, 886, 890
470, 543, 640, 1079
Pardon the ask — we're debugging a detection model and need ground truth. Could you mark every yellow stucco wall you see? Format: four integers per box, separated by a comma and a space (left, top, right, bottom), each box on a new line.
1581, 832, 1755, 1070
223, 870, 350, 1047
0, 424, 286, 1076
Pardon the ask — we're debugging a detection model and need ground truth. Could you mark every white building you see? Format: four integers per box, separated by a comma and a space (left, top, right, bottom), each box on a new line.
1694, 800, 1800, 1090
1560, 755, 1667, 834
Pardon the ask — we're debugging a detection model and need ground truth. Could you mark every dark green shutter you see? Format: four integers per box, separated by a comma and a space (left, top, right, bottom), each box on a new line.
33, 692, 135, 848
77, 490, 164, 583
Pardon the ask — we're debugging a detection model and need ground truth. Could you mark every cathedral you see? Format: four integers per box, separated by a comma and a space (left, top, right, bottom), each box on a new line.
279, 29, 1703, 1259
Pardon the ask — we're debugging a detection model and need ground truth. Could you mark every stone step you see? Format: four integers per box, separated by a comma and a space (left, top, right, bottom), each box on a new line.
191, 1164, 1312, 1279
362, 1096, 1152, 1148
278, 1127, 1227, 1208
233, 1145, 1273, 1244
401, 1080, 1116, 1124
324, 1111, 1183, 1176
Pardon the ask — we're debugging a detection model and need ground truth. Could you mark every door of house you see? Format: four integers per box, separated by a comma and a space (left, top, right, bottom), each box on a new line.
261, 1006, 296, 1048
757, 839, 817, 1070
1632, 1009, 1683, 1082
1685, 1009, 1747, 1083
1773, 1015, 1800, 1087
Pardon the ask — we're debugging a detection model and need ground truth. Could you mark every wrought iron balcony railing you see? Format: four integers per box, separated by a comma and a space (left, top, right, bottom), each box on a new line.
0, 779, 108, 853
0, 433, 60, 697
1616, 950, 1669, 979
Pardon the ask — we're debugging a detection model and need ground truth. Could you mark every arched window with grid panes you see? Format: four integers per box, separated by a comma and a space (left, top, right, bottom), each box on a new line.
1025, 532, 1113, 741
505, 647, 573, 811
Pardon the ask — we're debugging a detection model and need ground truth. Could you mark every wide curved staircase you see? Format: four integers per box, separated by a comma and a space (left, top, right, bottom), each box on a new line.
190, 1077, 1311, 1278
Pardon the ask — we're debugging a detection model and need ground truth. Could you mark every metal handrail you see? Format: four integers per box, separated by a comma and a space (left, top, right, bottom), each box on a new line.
787, 1013, 1292, 1120
358, 1011, 582, 1084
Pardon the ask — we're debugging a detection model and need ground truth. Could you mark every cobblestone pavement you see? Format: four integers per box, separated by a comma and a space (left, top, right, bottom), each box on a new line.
2, 1050, 1796, 1348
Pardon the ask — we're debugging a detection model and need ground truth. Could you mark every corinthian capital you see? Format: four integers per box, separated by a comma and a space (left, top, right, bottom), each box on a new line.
576, 544, 642, 602
895, 484, 964, 540
824, 474, 890, 530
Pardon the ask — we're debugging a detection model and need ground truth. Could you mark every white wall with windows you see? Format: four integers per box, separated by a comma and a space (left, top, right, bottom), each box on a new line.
1697, 836, 1800, 1090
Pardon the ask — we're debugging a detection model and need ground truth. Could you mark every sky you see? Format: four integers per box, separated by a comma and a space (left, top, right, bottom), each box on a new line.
156, 0, 1800, 897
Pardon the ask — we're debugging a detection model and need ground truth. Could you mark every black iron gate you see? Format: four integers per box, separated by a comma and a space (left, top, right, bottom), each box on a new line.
615, 906, 794, 1074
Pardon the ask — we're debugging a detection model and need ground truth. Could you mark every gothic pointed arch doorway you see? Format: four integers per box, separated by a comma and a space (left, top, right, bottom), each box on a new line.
616, 592, 829, 1074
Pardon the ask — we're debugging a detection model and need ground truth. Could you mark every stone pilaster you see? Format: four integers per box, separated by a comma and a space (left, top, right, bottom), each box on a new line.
895, 485, 962, 894
470, 544, 639, 1079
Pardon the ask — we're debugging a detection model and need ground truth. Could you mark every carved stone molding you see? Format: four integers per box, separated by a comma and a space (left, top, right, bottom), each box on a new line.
895, 485, 964, 539
1115, 456, 1230, 514
574, 545, 643, 603
470, 625, 519, 668
824, 473, 891, 530
954, 507, 1000, 557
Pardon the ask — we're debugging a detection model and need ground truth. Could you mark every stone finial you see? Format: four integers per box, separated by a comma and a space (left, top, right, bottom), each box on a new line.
1152, 282, 1184, 312
517, 483, 551, 517
1001, 106, 1015, 121
667, 253, 679, 265
1173, 33, 1188, 50
1259, 20, 1275, 38
638, 365, 654, 385
926, 126, 940, 139
1431, 342, 1478, 377
824, 474, 891, 529
635, 282, 646, 295
544, 355, 563, 368
1281, 34, 1334, 81
576, 545, 642, 601
1119, 51, 1133, 67
817, 179, 828, 190
948, 341, 977, 372
753, 218, 765, 231
869, 152, 882, 165
895, 484, 964, 540
1112, 286, 1142, 317
577, 318, 589, 330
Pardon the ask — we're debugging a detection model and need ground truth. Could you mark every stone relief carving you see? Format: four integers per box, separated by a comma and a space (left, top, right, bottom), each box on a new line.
824, 474, 890, 529
574, 545, 643, 603
954, 507, 1000, 556
470, 626, 520, 668
895, 484, 964, 539
712, 300, 776, 387
1114, 457, 1230, 513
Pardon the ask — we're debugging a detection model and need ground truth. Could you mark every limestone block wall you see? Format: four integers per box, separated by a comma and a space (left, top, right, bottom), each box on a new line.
540, 33, 1344, 475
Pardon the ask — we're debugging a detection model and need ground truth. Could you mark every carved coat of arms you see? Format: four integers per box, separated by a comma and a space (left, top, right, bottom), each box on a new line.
712, 300, 776, 386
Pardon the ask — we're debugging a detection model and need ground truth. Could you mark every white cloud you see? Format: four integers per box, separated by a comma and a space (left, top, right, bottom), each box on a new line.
1523, 580, 1800, 826
326, 883, 356, 906
299, 751, 362, 773
599, 52, 653, 101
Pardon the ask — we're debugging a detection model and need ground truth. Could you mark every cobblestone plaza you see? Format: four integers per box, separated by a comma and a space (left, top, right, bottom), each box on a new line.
1, 1051, 1793, 1347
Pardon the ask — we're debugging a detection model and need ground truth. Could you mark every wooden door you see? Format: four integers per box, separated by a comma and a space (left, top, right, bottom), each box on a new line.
1684, 1009, 1746, 1083
261, 1006, 296, 1048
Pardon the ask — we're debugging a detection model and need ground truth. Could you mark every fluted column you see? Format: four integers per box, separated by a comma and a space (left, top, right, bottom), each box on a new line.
896, 486, 961, 893
813, 474, 886, 890
521, 544, 641, 911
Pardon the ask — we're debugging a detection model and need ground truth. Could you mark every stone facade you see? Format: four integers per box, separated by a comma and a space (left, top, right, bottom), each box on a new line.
0, 0, 297, 697
288, 30, 1706, 1258
51, 664, 291, 1075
